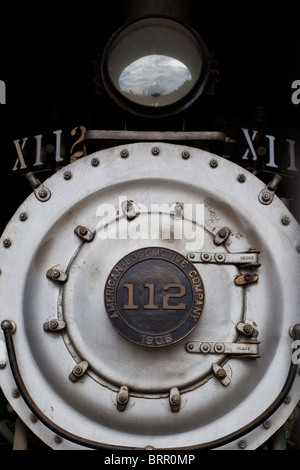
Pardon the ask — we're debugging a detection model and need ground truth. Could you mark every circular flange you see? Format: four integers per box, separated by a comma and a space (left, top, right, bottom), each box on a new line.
104, 247, 205, 347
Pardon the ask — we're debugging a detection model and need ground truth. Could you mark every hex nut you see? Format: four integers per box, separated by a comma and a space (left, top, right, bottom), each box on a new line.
91, 158, 99, 167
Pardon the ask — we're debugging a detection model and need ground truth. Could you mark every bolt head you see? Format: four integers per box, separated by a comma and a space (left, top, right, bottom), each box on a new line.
79, 226, 88, 235
210, 159, 218, 168
171, 394, 180, 405
91, 158, 99, 167
152, 147, 160, 156
238, 174, 246, 182
63, 171, 72, 180
118, 393, 128, 403
38, 189, 47, 198
51, 269, 61, 279
182, 150, 190, 159
3, 239, 11, 248
120, 149, 129, 158
282, 216, 290, 226
262, 192, 271, 201
19, 212, 28, 221
216, 368, 226, 378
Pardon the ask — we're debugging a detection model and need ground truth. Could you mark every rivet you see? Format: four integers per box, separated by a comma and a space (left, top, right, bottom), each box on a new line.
120, 149, 129, 158
238, 439, 247, 449
238, 174, 246, 183
282, 216, 290, 226
91, 157, 99, 167
210, 159, 218, 168
182, 150, 190, 159
284, 395, 291, 404
63, 170, 72, 180
54, 436, 62, 444
19, 212, 28, 221
3, 239, 11, 248
151, 147, 160, 156
189, 253, 195, 259
187, 343, 194, 351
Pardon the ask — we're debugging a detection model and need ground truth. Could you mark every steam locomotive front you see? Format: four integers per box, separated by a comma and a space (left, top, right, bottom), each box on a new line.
0, 5, 299, 452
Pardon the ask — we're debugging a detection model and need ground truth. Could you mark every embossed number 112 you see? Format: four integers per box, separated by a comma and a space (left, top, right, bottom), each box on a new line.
123, 283, 186, 310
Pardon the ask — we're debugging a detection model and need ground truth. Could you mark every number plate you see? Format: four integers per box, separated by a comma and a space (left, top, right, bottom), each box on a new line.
104, 247, 205, 347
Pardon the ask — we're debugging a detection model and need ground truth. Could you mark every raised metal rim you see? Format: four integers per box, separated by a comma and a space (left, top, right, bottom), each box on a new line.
100, 15, 211, 118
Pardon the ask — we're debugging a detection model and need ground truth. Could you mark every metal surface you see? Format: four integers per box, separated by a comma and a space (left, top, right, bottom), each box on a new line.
0, 142, 299, 450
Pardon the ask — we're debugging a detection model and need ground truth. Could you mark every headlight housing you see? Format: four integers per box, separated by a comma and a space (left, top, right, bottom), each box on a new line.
101, 16, 210, 118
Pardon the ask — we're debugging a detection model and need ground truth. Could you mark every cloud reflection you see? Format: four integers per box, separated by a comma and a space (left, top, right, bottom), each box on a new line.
118, 55, 193, 106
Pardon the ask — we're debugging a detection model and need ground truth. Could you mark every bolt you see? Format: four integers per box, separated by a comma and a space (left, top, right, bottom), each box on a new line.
152, 147, 160, 156
210, 159, 218, 168
189, 253, 195, 259
73, 365, 83, 376
118, 393, 128, 403
49, 320, 59, 330
79, 226, 88, 236
38, 189, 48, 199
182, 150, 190, 159
263, 420, 271, 429
238, 439, 247, 449
54, 436, 62, 444
282, 216, 290, 226
120, 149, 129, 158
262, 192, 271, 201
284, 395, 291, 404
19, 212, 27, 221
30, 414, 38, 423
3, 239, 11, 248
243, 324, 254, 335
63, 170, 72, 180
91, 157, 99, 167
171, 394, 180, 405
51, 269, 61, 279
12, 388, 20, 398
216, 368, 226, 378
238, 174, 246, 183
187, 343, 194, 351
244, 274, 252, 282
219, 228, 227, 238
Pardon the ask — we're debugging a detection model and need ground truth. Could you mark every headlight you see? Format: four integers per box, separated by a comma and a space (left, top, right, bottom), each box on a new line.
101, 16, 210, 117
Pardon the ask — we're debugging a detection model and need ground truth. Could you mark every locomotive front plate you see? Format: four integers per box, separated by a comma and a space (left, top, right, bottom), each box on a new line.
104, 247, 205, 347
